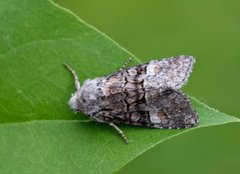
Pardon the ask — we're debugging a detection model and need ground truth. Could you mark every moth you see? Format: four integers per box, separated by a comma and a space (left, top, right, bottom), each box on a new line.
64, 55, 199, 143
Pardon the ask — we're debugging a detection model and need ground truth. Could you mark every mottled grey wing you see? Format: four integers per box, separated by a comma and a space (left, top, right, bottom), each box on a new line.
144, 89, 199, 128
93, 88, 198, 129
144, 55, 195, 92
100, 55, 195, 97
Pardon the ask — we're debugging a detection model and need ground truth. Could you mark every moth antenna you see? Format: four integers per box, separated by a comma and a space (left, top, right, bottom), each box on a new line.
63, 63, 81, 90
120, 57, 132, 70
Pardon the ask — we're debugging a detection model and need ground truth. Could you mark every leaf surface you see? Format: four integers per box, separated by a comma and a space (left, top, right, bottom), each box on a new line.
0, 0, 239, 173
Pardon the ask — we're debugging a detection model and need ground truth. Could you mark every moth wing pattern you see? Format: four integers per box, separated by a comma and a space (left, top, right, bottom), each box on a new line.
145, 89, 198, 128
100, 55, 195, 97
93, 88, 198, 129
144, 55, 195, 92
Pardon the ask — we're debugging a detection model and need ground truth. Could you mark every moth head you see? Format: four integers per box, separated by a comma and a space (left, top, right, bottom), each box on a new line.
69, 79, 102, 115
69, 91, 80, 112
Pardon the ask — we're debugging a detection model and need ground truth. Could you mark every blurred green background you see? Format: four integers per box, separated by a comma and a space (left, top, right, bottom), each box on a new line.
54, 0, 240, 173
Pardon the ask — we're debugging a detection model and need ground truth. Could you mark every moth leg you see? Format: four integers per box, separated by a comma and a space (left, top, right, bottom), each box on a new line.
63, 63, 81, 90
120, 57, 132, 70
108, 123, 129, 144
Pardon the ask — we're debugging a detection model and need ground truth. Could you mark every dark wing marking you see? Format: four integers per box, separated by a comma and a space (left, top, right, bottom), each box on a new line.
145, 89, 199, 128
93, 88, 199, 129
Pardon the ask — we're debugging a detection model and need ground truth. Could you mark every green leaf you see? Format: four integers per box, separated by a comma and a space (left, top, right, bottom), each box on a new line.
0, 0, 140, 123
0, 0, 239, 174
0, 100, 239, 174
